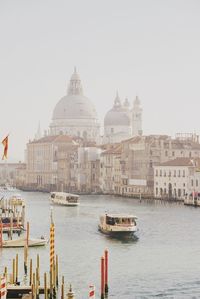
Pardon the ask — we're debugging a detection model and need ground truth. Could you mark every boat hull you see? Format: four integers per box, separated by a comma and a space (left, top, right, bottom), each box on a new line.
98, 225, 137, 237
51, 200, 79, 206
3, 238, 48, 248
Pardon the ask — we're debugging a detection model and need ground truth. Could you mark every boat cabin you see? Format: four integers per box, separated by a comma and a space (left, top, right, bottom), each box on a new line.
50, 192, 80, 206
105, 214, 137, 226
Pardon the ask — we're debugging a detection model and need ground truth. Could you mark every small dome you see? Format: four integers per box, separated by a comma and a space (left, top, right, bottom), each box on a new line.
104, 93, 131, 126
123, 98, 130, 109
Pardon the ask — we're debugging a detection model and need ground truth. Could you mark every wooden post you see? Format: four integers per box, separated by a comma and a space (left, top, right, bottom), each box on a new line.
10, 216, 13, 240
67, 285, 75, 299
104, 249, 108, 294
29, 259, 33, 286
33, 273, 36, 299
61, 276, 64, 299
44, 272, 48, 299
49, 270, 53, 299
36, 268, 39, 299
37, 254, 40, 285
15, 254, 19, 284
0, 220, 3, 247
12, 258, 15, 285
4, 267, 7, 283
22, 204, 25, 228
101, 256, 105, 299
53, 262, 56, 297
56, 255, 58, 287
26, 221, 30, 247
24, 245, 28, 275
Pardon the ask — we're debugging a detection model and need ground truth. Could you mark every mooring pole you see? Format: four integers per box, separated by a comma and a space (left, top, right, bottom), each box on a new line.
101, 256, 105, 299
104, 249, 109, 294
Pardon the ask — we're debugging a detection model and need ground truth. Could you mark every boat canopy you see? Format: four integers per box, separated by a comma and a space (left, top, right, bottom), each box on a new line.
106, 214, 137, 219
50, 192, 79, 198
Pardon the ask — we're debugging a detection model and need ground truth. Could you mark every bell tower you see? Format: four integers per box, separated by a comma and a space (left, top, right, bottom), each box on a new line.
132, 96, 142, 136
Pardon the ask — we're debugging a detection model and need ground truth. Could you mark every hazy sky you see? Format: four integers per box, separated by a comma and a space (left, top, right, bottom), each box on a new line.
0, 0, 200, 162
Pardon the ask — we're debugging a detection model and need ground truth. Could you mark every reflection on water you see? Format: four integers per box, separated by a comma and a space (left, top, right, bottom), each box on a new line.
1, 192, 200, 298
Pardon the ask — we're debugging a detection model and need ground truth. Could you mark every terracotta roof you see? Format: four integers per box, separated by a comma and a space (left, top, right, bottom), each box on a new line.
158, 158, 200, 167
101, 144, 122, 155
30, 135, 82, 144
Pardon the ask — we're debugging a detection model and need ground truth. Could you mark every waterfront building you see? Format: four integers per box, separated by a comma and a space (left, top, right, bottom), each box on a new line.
103, 93, 142, 144
118, 134, 200, 197
77, 147, 102, 193
154, 157, 200, 200
0, 162, 23, 187
15, 162, 26, 188
26, 135, 81, 192
50, 68, 100, 143
100, 144, 122, 193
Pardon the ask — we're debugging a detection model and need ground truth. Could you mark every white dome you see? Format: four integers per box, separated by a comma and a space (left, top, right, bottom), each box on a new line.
52, 68, 98, 121
52, 94, 97, 120
50, 69, 100, 142
104, 93, 131, 126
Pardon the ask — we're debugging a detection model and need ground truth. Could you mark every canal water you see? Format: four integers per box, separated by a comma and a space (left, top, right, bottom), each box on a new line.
1, 191, 200, 298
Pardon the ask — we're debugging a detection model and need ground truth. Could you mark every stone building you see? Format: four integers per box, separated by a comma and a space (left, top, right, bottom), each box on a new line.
118, 134, 200, 197
154, 157, 200, 200
100, 144, 122, 193
26, 135, 81, 192
50, 68, 100, 143
0, 162, 23, 186
77, 147, 102, 193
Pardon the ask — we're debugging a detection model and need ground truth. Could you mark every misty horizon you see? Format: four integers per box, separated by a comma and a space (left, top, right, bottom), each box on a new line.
0, 0, 200, 162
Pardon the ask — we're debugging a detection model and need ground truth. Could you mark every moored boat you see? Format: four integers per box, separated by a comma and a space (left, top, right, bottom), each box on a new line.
9, 193, 25, 206
50, 192, 80, 206
98, 213, 138, 237
184, 192, 200, 207
3, 236, 48, 248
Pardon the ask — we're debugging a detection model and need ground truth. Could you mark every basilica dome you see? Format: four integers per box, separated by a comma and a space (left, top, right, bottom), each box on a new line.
104, 93, 131, 126
52, 69, 97, 120
50, 68, 100, 142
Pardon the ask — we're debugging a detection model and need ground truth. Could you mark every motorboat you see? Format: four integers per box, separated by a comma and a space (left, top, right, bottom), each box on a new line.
9, 194, 25, 206
184, 192, 200, 207
50, 192, 80, 206
2, 236, 48, 248
98, 213, 138, 237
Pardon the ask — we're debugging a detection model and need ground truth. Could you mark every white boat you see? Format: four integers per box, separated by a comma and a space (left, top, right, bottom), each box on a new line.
50, 192, 80, 206
51, 192, 79, 206
98, 213, 138, 237
9, 193, 25, 206
184, 192, 200, 207
2, 236, 48, 248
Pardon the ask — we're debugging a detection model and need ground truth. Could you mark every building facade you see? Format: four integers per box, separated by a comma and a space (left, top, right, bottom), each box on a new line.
154, 158, 200, 200
26, 135, 81, 191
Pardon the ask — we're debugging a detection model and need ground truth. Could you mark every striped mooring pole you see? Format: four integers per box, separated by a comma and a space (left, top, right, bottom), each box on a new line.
0, 276, 7, 299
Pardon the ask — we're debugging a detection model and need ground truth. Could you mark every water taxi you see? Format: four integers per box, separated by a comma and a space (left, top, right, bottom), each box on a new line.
98, 213, 138, 237
50, 192, 80, 206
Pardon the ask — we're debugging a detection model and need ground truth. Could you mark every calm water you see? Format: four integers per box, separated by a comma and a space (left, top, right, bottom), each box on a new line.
1, 191, 200, 299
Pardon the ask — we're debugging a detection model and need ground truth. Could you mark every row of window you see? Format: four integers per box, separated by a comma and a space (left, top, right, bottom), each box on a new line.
155, 169, 186, 177
155, 182, 186, 187
155, 180, 199, 188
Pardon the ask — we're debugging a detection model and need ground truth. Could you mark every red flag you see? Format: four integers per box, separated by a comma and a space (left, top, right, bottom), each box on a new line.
2, 135, 8, 160
89, 285, 95, 298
